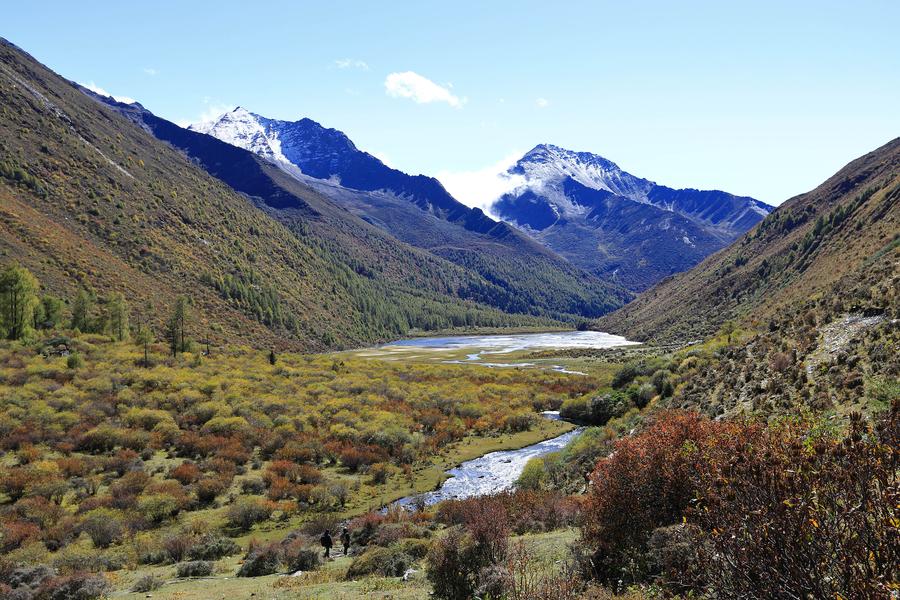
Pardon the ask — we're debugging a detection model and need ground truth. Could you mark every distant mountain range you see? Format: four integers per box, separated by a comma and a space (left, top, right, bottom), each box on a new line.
491, 144, 772, 290
191, 110, 770, 293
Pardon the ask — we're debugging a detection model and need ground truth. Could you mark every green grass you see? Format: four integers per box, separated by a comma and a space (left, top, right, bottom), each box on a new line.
113, 529, 579, 599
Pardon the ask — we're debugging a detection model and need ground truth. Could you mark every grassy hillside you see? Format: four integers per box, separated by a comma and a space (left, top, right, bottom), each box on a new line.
598, 137, 899, 343
596, 138, 898, 418
0, 38, 565, 351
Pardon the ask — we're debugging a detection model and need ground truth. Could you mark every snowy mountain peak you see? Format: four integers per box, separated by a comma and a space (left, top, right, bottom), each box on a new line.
507, 144, 653, 205
188, 108, 369, 174
189, 107, 288, 164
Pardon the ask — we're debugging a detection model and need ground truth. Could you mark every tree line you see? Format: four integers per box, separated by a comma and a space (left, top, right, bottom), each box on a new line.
0, 263, 192, 358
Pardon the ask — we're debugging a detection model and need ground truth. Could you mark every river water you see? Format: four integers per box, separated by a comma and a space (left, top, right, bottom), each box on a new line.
394, 412, 583, 509
382, 331, 633, 508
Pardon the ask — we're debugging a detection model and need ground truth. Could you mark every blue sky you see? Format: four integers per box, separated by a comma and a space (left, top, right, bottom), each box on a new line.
4, 1, 899, 206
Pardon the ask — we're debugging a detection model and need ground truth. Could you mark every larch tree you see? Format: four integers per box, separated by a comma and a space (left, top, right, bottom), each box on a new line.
0, 265, 39, 340
167, 296, 190, 355
71, 289, 95, 332
105, 292, 129, 341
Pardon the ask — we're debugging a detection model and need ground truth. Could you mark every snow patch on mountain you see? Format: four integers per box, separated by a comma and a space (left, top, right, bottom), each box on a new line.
508, 144, 653, 210
189, 107, 289, 165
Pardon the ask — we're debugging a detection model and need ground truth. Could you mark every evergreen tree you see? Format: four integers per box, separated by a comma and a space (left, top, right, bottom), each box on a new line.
39, 295, 64, 329
71, 289, 95, 332
167, 296, 190, 356
0, 265, 39, 340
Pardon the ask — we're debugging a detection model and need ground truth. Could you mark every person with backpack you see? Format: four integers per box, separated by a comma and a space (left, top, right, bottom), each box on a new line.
320, 529, 333, 559
340, 526, 351, 556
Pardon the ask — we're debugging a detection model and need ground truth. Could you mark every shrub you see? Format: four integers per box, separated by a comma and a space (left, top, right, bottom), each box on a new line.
137, 493, 180, 524
0, 520, 41, 552
694, 407, 899, 599
580, 411, 753, 584
368, 462, 390, 485
346, 546, 413, 578
282, 540, 321, 572
236, 543, 283, 577
225, 498, 273, 531
34, 573, 110, 600
427, 527, 488, 600
428, 496, 510, 599
195, 477, 228, 505
186, 534, 240, 561
66, 353, 83, 370
131, 574, 162, 592
176, 560, 214, 578
161, 533, 194, 563
394, 538, 430, 559
240, 478, 266, 494
51, 545, 127, 574
79, 509, 124, 549
170, 462, 201, 485
561, 391, 631, 425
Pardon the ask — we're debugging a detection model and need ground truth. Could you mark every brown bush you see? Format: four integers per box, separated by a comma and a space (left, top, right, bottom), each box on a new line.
694, 406, 899, 599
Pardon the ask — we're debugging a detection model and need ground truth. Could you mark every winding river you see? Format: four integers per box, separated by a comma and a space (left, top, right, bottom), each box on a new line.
382, 330, 635, 508
395, 412, 582, 508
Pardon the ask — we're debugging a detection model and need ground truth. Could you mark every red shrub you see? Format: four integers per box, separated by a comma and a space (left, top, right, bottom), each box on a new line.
339, 447, 383, 472
171, 462, 202, 485
580, 411, 756, 583
0, 519, 41, 552
694, 407, 899, 599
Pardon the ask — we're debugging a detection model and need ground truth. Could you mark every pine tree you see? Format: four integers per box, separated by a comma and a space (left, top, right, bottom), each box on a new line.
0, 265, 39, 340
167, 296, 190, 356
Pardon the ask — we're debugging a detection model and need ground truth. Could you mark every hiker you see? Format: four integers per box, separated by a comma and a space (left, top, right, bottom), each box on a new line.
341, 526, 351, 556
320, 529, 333, 559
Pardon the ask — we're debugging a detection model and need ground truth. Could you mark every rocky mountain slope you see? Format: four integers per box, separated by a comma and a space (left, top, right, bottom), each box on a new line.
492, 144, 771, 290
191, 108, 499, 232
599, 137, 899, 343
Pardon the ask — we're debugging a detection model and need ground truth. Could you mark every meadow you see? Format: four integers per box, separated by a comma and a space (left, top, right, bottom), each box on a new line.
0, 332, 593, 596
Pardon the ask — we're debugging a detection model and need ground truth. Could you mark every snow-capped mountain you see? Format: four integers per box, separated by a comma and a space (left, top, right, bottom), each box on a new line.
189, 107, 479, 225
491, 144, 772, 290
189, 107, 289, 164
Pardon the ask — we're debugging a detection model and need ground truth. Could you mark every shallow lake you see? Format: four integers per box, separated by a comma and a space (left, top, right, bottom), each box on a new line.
384, 330, 637, 355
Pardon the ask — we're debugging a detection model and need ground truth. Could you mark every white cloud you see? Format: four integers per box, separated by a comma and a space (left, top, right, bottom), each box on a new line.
535, 97, 550, 108
384, 71, 465, 108
175, 102, 233, 128
82, 81, 136, 104
143, 67, 158, 76
436, 151, 526, 215
369, 150, 393, 168
334, 58, 369, 70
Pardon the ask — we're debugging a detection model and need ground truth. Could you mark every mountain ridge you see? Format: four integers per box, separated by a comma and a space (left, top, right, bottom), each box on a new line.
87, 90, 630, 322
492, 143, 772, 290
597, 136, 900, 344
